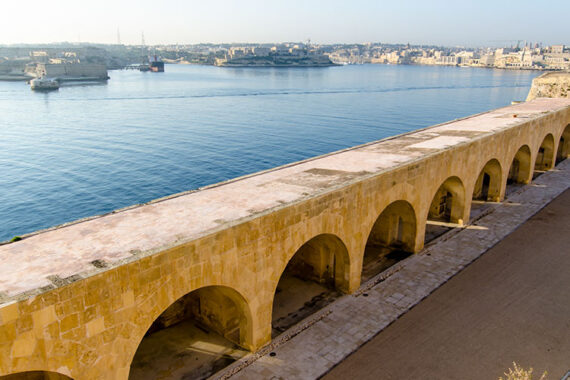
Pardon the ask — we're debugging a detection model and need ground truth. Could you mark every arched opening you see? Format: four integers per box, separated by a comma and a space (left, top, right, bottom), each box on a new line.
506, 145, 532, 196
362, 200, 417, 282
471, 159, 502, 219
272, 234, 349, 336
0, 372, 73, 380
130, 286, 251, 380
425, 176, 466, 243
473, 159, 502, 202
556, 124, 570, 165
534, 134, 555, 178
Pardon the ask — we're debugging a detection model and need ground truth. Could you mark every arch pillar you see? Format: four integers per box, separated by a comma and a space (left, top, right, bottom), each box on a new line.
535, 134, 555, 172
508, 145, 533, 185
270, 233, 351, 335
556, 124, 570, 164
360, 200, 418, 281
427, 176, 467, 225
472, 159, 503, 202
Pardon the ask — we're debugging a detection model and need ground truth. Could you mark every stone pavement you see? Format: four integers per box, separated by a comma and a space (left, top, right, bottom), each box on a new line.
213, 159, 570, 380
323, 189, 570, 379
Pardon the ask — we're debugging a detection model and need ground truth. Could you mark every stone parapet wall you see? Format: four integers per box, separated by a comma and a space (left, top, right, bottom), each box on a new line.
526, 71, 570, 101
0, 99, 569, 379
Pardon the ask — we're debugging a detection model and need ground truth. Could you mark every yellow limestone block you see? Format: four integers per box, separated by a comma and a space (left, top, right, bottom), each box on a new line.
11, 331, 36, 357
122, 290, 135, 308
32, 305, 57, 330
86, 317, 105, 337
60, 314, 80, 333
0, 303, 19, 324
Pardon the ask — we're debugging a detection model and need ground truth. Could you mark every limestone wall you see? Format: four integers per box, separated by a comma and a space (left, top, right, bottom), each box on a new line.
34, 63, 108, 79
526, 71, 570, 101
0, 100, 569, 379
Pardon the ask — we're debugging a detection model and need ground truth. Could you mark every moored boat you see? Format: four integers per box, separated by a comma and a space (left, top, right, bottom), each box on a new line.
149, 55, 165, 72
30, 77, 59, 91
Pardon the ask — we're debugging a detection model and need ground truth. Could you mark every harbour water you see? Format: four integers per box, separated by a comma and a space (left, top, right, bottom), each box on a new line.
0, 64, 536, 242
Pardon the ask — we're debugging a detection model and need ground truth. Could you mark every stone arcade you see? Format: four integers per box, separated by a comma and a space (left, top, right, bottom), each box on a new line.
0, 98, 569, 379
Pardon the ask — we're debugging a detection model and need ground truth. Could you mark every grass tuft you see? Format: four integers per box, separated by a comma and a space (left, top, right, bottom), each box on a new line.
499, 362, 547, 380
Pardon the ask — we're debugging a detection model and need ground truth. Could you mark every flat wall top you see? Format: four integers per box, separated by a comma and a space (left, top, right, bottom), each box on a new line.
1, 98, 570, 304
535, 71, 570, 79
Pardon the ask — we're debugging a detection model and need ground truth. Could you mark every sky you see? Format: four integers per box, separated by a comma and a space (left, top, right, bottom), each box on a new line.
1, 0, 569, 47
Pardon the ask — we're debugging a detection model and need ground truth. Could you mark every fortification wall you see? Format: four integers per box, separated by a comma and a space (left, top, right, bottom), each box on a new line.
35, 64, 108, 79
0, 99, 569, 379
527, 71, 570, 101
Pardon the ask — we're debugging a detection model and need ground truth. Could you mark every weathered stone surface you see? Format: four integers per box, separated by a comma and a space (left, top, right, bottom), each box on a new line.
0, 98, 568, 379
225, 161, 570, 380
526, 71, 570, 101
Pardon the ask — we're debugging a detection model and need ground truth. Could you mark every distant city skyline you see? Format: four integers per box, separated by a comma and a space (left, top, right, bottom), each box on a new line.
2, 0, 569, 47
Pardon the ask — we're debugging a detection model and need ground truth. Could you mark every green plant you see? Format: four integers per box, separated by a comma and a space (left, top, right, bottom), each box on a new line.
10, 236, 22, 242
499, 362, 547, 380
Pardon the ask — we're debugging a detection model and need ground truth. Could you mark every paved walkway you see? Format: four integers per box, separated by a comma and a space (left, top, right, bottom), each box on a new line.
323, 188, 570, 380
213, 159, 570, 380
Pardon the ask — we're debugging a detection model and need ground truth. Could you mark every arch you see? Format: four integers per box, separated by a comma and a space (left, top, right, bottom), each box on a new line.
556, 124, 570, 165
472, 159, 502, 202
427, 176, 466, 225
362, 200, 417, 281
534, 134, 555, 172
507, 145, 532, 185
272, 233, 350, 335
129, 285, 252, 380
0, 372, 73, 380
279, 233, 350, 293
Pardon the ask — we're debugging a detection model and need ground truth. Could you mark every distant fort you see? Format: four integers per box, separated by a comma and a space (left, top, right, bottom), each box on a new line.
527, 71, 570, 100
29, 63, 109, 81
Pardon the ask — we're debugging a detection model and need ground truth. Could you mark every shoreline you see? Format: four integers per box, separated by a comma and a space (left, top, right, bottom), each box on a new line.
216, 63, 339, 68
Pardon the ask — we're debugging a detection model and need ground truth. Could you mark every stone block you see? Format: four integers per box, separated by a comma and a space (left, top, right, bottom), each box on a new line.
32, 306, 57, 330
86, 317, 105, 337
0, 303, 19, 324
11, 332, 35, 358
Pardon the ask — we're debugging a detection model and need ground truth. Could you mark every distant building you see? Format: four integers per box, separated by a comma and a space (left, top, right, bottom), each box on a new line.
271, 45, 290, 54
29, 63, 108, 80
253, 47, 270, 56
228, 47, 249, 58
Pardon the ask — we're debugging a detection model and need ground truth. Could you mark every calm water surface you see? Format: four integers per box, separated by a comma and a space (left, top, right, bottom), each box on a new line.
0, 64, 537, 241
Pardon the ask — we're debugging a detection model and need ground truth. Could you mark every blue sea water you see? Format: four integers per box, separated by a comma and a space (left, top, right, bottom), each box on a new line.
0, 64, 537, 241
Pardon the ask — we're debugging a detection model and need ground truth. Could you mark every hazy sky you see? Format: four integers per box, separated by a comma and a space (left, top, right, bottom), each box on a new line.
1, 0, 569, 46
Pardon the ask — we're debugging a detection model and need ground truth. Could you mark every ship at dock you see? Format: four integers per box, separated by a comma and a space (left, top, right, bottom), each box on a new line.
150, 55, 164, 72
140, 55, 164, 72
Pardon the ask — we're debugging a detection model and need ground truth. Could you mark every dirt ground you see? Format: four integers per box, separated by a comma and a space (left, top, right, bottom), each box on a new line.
129, 320, 247, 380
322, 189, 570, 380
272, 275, 341, 337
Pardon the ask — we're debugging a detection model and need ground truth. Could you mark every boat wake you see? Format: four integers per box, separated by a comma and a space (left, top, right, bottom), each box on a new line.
64, 84, 529, 102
